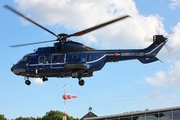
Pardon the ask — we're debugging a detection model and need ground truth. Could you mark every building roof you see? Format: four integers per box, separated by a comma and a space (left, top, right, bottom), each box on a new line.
84, 106, 180, 120
80, 111, 97, 120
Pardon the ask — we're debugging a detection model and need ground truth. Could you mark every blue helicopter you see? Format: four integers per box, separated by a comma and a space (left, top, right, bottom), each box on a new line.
5, 5, 169, 86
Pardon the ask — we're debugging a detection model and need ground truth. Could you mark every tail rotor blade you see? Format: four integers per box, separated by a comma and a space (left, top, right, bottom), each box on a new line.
165, 33, 174, 38
165, 44, 173, 52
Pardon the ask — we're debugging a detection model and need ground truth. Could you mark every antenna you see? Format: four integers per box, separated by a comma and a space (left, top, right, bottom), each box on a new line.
88, 107, 92, 112
88, 98, 92, 112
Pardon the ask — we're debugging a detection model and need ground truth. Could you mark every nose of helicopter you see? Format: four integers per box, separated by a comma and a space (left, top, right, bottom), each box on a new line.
11, 66, 13, 72
11, 65, 25, 75
11, 65, 17, 74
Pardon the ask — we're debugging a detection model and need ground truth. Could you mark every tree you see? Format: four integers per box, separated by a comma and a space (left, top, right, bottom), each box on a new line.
42, 110, 78, 120
42, 110, 63, 120
15, 116, 36, 120
0, 114, 7, 120
2, 110, 78, 120
15, 116, 41, 120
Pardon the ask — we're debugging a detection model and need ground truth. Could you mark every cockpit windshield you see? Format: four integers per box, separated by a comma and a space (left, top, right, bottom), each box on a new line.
17, 56, 29, 63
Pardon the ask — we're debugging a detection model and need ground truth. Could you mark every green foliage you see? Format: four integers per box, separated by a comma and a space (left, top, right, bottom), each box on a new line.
42, 110, 63, 120
15, 117, 35, 120
15, 116, 40, 120
123, 109, 149, 114
1, 110, 78, 120
0, 114, 7, 120
42, 110, 78, 120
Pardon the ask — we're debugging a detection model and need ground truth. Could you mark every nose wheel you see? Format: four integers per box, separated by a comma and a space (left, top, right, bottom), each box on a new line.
24, 77, 31, 85
25, 80, 31, 85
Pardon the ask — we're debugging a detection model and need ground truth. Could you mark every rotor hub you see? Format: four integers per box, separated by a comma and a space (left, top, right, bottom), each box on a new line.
57, 33, 69, 41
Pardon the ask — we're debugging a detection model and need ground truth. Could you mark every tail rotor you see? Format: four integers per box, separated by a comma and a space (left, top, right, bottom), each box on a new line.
144, 26, 173, 52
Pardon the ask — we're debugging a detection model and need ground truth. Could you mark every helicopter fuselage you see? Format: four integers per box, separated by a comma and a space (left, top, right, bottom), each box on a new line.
5, 5, 168, 86
11, 36, 167, 86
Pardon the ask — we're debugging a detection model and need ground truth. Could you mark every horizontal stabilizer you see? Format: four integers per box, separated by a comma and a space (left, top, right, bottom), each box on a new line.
138, 57, 159, 64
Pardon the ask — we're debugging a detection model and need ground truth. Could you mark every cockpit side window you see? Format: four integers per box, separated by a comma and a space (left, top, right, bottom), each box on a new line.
86, 54, 91, 60
17, 56, 30, 64
23, 56, 30, 61
38, 56, 46, 63
72, 54, 78, 59
19, 56, 29, 62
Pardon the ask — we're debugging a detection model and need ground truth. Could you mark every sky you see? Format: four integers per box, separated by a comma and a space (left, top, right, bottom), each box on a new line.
0, 0, 180, 119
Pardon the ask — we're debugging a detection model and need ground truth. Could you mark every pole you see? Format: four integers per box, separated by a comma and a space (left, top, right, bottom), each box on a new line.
58, 84, 71, 120
63, 84, 66, 120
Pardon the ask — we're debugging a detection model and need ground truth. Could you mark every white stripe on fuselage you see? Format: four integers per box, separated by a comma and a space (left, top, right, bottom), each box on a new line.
28, 42, 166, 67
29, 62, 64, 66
29, 55, 107, 67
145, 41, 165, 55
87, 54, 106, 64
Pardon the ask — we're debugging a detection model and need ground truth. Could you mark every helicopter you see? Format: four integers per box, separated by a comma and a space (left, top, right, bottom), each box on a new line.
5, 5, 169, 86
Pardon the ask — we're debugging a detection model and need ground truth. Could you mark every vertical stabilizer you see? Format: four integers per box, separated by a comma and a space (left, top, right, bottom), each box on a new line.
138, 35, 167, 64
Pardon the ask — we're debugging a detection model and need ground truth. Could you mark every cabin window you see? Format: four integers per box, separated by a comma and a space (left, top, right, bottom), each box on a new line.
86, 54, 91, 60
52, 55, 65, 63
39, 56, 45, 63
59, 55, 64, 62
53, 55, 58, 62
45, 55, 50, 62
72, 54, 78, 59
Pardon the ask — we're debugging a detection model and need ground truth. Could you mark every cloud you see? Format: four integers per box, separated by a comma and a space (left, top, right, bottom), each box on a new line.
145, 60, 180, 88
12, 0, 180, 86
13, 0, 167, 49
169, 0, 180, 10
148, 90, 177, 106
12, 0, 180, 49
149, 90, 166, 99
169, 22, 180, 53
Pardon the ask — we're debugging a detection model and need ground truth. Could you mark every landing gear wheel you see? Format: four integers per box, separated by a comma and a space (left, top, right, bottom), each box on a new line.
78, 79, 85, 86
25, 80, 31, 86
42, 77, 48, 82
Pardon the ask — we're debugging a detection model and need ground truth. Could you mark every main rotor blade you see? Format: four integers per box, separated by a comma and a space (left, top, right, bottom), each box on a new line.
10, 40, 57, 47
69, 15, 130, 37
4, 5, 58, 38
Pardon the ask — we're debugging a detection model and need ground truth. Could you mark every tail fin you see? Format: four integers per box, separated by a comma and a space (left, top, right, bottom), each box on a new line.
138, 35, 167, 64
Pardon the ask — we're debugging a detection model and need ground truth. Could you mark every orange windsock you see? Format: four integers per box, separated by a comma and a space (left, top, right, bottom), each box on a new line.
62, 94, 77, 100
